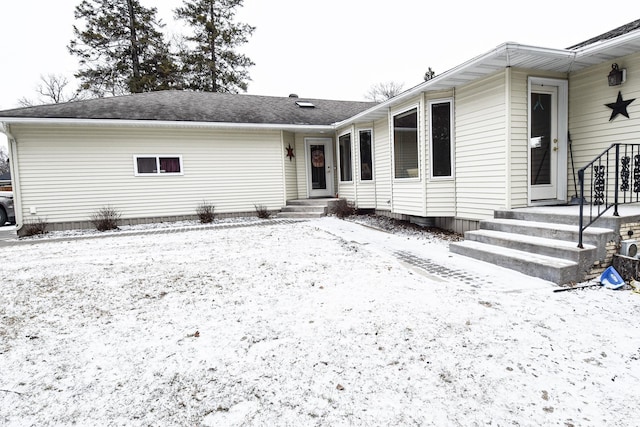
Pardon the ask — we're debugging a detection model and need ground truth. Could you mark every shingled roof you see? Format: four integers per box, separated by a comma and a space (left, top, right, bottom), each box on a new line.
567, 18, 640, 50
0, 91, 378, 127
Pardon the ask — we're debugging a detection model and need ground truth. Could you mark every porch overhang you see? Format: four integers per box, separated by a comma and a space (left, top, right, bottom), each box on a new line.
334, 31, 640, 127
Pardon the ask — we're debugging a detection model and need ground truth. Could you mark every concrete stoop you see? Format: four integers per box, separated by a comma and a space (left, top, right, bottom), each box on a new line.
449, 211, 616, 285
277, 198, 339, 219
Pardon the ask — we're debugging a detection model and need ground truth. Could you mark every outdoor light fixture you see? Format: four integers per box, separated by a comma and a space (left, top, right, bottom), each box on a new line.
608, 63, 626, 86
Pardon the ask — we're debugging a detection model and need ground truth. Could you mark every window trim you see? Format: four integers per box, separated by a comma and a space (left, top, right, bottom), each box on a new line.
428, 98, 454, 180
358, 128, 374, 182
133, 155, 184, 176
392, 105, 420, 181
337, 132, 353, 183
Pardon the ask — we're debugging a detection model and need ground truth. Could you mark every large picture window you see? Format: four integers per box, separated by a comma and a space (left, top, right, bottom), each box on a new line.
338, 133, 352, 182
393, 108, 418, 179
430, 100, 453, 178
359, 129, 373, 181
134, 155, 183, 175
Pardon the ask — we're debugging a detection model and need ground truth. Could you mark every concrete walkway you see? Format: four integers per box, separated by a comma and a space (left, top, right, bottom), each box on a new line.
312, 217, 557, 291
0, 219, 303, 246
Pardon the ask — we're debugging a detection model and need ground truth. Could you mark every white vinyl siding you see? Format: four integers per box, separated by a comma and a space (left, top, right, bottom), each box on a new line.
373, 117, 391, 210
455, 72, 508, 220
508, 69, 530, 208
13, 125, 285, 223
283, 131, 297, 201
569, 52, 640, 194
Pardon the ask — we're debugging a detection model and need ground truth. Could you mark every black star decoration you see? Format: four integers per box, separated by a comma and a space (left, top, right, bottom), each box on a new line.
606, 91, 635, 121
285, 144, 295, 161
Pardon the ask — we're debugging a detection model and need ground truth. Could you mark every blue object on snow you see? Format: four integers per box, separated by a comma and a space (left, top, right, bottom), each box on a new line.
600, 266, 625, 290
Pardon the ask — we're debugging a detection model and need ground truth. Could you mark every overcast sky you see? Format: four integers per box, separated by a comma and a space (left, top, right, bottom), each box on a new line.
1, 1, 639, 148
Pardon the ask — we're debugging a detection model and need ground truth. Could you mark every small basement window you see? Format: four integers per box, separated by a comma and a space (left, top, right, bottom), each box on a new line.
134, 155, 183, 175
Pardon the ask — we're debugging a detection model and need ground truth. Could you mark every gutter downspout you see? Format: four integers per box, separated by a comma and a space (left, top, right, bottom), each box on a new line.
505, 67, 512, 209
1, 123, 23, 232
280, 130, 287, 209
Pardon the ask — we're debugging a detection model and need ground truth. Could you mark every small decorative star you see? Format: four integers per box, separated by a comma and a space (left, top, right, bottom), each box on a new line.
606, 91, 635, 121
286, 144, 295, 161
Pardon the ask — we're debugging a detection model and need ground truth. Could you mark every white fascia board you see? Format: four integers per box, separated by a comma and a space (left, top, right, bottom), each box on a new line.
574, 30, 640, 57
0, 117, 336, 133
333, 42, 576, 128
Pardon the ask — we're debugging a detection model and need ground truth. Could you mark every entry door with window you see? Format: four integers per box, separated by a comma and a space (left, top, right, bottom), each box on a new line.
306, 138, 334, 197
530, 84, 559, 201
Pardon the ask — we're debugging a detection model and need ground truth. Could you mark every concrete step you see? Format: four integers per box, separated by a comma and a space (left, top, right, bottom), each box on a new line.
449, 240, 579, 285
286, 198, 339, 206
479, 218, 614, 256
277, 212, 325, 219
277, 198, 339, 219
494, 208, 618, 229
464, 229, 596, 263
280, 205, 327, 214
463, 229, 597, 277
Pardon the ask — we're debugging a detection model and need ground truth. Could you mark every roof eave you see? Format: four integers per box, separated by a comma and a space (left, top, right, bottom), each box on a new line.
334, 43, 576, 128
571, 29, 640, 67
0, 117, 336, 133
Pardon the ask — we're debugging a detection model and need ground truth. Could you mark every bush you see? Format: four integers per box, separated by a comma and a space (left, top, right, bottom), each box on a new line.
254, 204, 271, 219
90, 206, 121, 231
196, 201, 215, 223
22, 217, 49, 236
330, 199, 357, 219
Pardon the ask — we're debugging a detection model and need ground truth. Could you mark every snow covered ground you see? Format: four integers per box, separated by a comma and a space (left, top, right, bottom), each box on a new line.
1, 216, 639, 426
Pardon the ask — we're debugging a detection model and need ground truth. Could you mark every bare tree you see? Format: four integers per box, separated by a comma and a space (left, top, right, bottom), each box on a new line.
18, 74, 84, 107
365, 81, 404, 102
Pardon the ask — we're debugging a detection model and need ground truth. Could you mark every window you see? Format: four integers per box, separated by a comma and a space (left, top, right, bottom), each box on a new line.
430, 100, 453, 178
359, 129, 373, 181
134, 155, 183, 175
338, 133, 352, 182
393, 108, 418, 179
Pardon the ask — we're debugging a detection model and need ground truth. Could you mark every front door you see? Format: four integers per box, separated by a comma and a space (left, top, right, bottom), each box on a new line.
529, 84, 560, 201
306, 138, 334, 198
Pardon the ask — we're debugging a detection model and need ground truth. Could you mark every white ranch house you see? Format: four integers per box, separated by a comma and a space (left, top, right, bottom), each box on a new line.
3, 19, 640, 284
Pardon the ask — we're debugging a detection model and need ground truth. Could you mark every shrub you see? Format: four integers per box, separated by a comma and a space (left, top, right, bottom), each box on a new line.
90, 206, 121, 231
331, 199, 357, 219
22, 217, 49, 236
254, 204, 271, 219
196, 201, 215, 223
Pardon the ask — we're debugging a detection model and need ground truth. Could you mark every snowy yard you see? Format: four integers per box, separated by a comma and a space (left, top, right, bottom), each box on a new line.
1, 217, 639, 426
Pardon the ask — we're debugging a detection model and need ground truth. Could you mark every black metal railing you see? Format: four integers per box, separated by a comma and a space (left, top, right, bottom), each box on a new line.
578, 143, 640, 248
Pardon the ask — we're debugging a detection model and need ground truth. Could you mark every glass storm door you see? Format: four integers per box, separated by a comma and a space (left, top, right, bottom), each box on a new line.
306, 138, 334, 197
530, 85, 558, 201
